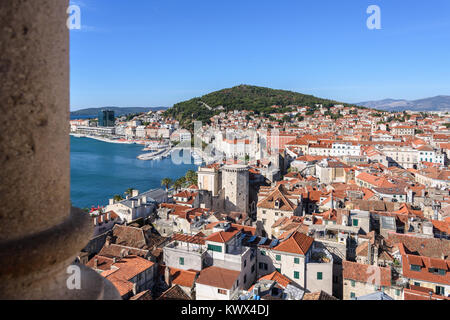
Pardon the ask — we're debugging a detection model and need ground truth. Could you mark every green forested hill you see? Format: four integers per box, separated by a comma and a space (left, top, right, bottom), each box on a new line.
164, 84, 352, 126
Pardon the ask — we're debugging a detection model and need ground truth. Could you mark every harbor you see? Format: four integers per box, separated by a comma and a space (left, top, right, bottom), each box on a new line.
70, 136, 198, 208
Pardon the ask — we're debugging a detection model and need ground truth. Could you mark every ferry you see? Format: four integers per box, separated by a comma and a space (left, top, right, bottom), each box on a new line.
143, 141, 169, 151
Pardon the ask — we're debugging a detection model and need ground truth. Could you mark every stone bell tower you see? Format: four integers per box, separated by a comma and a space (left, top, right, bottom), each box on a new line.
221, 164, 249, 213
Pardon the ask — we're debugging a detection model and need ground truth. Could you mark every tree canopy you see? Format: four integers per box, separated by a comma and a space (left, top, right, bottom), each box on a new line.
164, 84, 357, 128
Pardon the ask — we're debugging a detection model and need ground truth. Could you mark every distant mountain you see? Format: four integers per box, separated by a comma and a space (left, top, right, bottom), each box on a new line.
357, 96, 450, 112
70, 106, 168, 117
165, 84, 356, 125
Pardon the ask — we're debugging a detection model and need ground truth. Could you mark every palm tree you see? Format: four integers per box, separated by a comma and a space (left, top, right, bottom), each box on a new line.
124, 188, 134, 198
173, 179, 183, 192
161, 178, 173, 191
185, 170, 198, 185
113, 194, 124, 202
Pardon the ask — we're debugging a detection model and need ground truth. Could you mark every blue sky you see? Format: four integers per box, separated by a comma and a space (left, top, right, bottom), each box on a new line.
69, 0, 450, 110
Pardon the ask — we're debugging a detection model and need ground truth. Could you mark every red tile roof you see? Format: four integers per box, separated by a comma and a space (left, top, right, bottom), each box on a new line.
196, 266, 240, 290
402, 254, 450, 286
356, 172, 396, 188
205, 228, 240, 243
159, 266, 198, 288
172, 233, 206, 245
343, 261, 391, 287
404, 288, 450, 300
273, 231, 314, 255
257, 184, 297, 212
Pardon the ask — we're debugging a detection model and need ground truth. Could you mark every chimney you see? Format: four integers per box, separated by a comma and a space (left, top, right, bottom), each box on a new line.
367, 241, 372, 265
252, 284, 260, 298
109, 198, 114, 205
330, 192, 335, 209
407, 190, 415, 204
132, 189, 139, 197
374, 246, 379, 266
165, 267, 172, 287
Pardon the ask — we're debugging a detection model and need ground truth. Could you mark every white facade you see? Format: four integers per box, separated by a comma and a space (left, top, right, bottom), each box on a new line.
135, 125, 147, 138
331, 142, 361, 157
417, 149, 445, 165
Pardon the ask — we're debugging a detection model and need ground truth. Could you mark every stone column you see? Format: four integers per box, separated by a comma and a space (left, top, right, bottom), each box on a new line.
0, 0, 120, 299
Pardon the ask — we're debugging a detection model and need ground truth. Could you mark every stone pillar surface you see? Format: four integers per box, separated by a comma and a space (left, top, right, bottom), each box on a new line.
0, 0, 120, 300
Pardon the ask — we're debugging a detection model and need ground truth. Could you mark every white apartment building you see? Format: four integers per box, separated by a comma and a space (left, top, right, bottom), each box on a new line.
392, 125, 415, 136
163, 222, 256, 300
135, 125, 147, 138
253, 231, 333, 296
115, 124, 126, 137
104, 189, 168, 223
416, 145, 445, 165
179, 130, 191, 142
308, 145, 332, 156
331, 142, 361, 157
377, 145, 418, 169
213, 131, 260, 159
74, 126, 115, 136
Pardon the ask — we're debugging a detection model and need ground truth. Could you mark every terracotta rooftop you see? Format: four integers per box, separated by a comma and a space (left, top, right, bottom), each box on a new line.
343, 261, 391, 287
257, 184, 298, 212
196, 266, 240, 290
205, 228, 240, 243
386, 233, 450, 259
303, 291, 338, 300
112, 225, 147, 249
157, 285, 192, 300
273, 231, 314, 255
172, 233, 206, 245
402, 254, 450, 286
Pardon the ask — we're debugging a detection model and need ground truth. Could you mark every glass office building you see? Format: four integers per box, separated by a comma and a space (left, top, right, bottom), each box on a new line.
98, 110, 115, 127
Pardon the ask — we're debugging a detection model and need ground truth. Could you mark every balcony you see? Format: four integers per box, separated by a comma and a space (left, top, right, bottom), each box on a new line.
309, 247, 333, 264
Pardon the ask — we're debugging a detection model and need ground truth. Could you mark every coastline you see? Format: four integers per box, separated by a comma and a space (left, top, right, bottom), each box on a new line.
70, 133, 145, 145
70, 136, 198, 208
